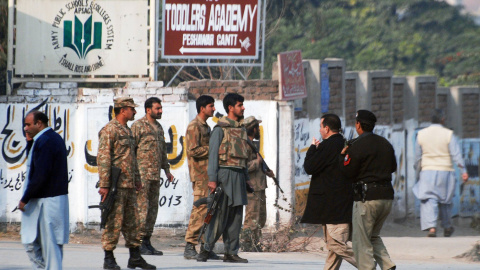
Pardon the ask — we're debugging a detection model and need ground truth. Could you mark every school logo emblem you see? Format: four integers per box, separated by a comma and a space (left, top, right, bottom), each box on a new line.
51, 1, 114, 73
64, 15, 102, 59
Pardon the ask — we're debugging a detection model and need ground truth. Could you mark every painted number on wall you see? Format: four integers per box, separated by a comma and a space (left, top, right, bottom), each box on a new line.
158, 178, 182, 207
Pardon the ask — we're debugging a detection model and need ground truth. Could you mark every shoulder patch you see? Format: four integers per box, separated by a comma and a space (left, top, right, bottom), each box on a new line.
344, 154, 351, 166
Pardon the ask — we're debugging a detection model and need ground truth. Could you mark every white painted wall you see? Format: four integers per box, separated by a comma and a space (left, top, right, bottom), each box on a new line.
0, 98, 285, 230
276, 101, 295, 225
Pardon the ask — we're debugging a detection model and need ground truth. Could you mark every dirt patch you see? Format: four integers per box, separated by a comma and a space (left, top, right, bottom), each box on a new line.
0, 230, 21, 241
455, 241, 480, 262
1, 216, 478, 253
0, 223, 187, 250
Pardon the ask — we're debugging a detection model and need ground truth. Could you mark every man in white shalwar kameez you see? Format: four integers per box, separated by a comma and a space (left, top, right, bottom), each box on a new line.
413, 109, 468, 237
19, 111, 69, 269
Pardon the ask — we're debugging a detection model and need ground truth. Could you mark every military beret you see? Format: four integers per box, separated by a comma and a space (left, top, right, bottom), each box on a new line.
356, 110, 377, 125
114, 97, 139, 108
244, 116, 262, 129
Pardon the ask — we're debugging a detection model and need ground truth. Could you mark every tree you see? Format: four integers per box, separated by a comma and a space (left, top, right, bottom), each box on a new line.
264, 0, 480, 86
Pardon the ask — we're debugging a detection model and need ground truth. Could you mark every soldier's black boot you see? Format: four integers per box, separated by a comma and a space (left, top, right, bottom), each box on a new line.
200, 243, 221, 260
127, 247, 156, 269
139, 238, 152, 255
144, 236, 163, 255
103, 250, 121, 270
183, 242, 198, 259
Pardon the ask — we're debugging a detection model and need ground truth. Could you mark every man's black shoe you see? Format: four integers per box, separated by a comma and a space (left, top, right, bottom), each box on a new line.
103, 250, 121, 270
223, 254, 248, 263
184, 242, 198, 259
209, 251, 221, 260
444, 227, 455, 237
127, 247, 156, 269
143, 236, 163, 255
200, 243, 221, 260
196, 249, 209, 262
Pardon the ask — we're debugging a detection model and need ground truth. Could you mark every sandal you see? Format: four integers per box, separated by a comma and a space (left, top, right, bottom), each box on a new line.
427, 228, 436, 237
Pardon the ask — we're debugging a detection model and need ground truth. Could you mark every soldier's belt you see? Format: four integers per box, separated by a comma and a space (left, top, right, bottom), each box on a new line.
219, 166, 245, 173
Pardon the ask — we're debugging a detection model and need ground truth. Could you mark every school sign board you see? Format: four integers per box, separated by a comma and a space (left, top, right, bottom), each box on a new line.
162, 0, 260, 59
14, 0, 148, 75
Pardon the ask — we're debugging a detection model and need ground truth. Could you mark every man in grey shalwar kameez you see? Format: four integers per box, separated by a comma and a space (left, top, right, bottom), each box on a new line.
197, 93, 253, 263
413, 109, 468, 237
19, 111, 69, 269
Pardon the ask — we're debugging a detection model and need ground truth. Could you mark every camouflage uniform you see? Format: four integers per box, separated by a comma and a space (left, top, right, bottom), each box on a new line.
184, 115, 211, 245
203, 116, 251, 255
97, 118, 141, 251
243, 147, 267, 250
131, 115, 170, 239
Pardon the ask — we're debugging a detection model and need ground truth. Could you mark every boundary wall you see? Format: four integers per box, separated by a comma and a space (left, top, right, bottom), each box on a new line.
0, 80, 291, 232
1, 60, 479, 232
298, 59, 480, 222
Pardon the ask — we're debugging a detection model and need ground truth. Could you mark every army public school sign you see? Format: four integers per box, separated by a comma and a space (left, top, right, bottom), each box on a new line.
162, 0, 260, 59
14, 0, 148, 76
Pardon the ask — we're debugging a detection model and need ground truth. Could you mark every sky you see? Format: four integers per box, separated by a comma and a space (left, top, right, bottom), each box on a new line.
443, 0, 480, 24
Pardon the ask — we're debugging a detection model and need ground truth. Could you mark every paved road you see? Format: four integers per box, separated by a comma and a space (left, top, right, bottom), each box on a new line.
1, 236, 479, 269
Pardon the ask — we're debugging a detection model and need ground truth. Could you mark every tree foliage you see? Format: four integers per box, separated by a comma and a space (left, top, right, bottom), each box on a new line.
1, 0, 479, 88
265, 0, 480, 86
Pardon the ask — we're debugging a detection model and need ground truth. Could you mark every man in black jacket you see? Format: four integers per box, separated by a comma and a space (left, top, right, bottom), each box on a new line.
302, 114, 357, 270
341, 110, 396, 270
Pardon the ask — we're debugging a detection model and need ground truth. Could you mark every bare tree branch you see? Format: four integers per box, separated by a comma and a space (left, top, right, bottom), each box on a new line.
181, 69, 200, 80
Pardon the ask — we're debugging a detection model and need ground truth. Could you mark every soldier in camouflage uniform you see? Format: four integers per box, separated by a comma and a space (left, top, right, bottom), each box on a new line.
131, 97, 174, 256
242, 116, 275, 252
183, 95, 222, 260
197, 93, 253, 263
97, 97, 155, 270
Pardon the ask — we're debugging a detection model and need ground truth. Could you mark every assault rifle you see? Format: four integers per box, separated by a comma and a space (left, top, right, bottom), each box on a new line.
89, 166, 122, 229
246, 140, 283, 193
195, 186, 223, 243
